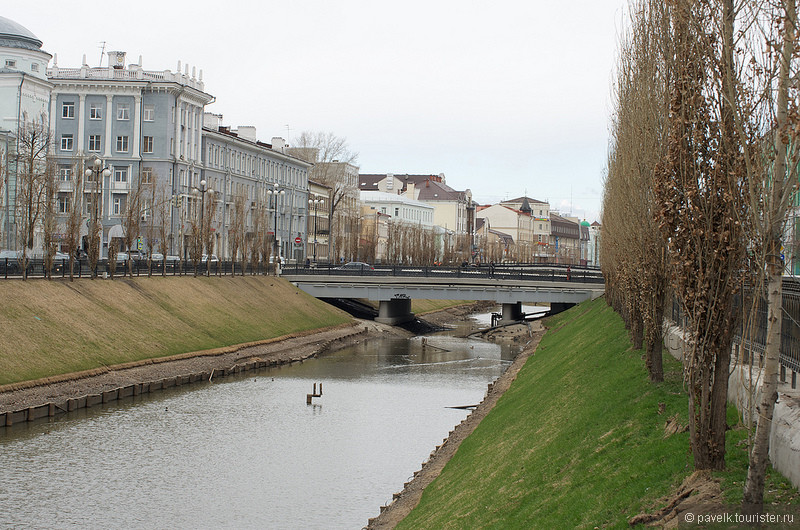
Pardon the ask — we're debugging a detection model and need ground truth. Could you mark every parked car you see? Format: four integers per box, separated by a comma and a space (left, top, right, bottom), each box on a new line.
151, 253, 180, 269
51, 251, 70, 273
201, 254, 219, 263
335, 261, 374, 271
0, 250, 25, 274
268, 255, 286, 266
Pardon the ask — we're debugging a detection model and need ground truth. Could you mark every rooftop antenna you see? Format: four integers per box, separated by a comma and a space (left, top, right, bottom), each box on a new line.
98, 41, 107, 67
570, 187, 573, 216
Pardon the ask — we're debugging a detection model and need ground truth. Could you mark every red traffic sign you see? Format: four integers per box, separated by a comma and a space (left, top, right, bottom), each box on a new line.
295, 236, 302, 244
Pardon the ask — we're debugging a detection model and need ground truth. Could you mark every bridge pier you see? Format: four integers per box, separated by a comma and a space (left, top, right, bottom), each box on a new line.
500, 302, 524, 325
375, 298, 415, 325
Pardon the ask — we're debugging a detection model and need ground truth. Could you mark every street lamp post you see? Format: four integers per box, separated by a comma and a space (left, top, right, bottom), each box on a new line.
192, 179, 214, 276
267, 184, 285, 274
309, 197, 322, 263
84, 158, 111, 275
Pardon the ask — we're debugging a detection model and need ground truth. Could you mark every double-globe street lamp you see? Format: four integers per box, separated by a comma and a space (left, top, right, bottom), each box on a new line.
308, 196, 322, 263
267, 184, 285, 274
84, 158, 111, 265
192, 179, 215, 275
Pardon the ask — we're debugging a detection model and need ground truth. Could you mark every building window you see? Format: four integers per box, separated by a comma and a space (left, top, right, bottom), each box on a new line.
58, 167, 72, 181
30, 63, 39, 72
58, 196, 70, 214
180, 169, 187, 187
5, 59, 16, 68
60, 135, 74, 151
114, 168, 127, 183
113, 197, 122, 216
143, 105, 155, 122
89, 103, 102, 120
88, 135, 101, 152
169, 138, 174, 156
116, 135, 129, 152
117, 104, 130, 120
141, 167, 153, 184
62, 102, 75, 119
143, 136, 153, 154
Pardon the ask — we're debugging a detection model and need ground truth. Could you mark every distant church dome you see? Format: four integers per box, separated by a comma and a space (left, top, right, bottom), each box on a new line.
0, 16, 44, 51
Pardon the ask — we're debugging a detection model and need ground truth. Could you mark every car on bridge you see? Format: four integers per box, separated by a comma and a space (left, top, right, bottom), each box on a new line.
335, 261, 374, 272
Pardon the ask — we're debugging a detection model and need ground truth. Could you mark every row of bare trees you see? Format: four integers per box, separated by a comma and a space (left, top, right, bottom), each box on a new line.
3, 120, 182, 281
332, 214, 469, 266
603, 0, 798, 511
5, 121, 289, 280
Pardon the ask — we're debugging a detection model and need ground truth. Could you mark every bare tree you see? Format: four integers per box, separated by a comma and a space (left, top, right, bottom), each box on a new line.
41, 155, 58, 279
121, 173, 144, 277
156, 188, 171, 277
107, 237, 119, 279
142, 173, 158, 276
0, 142, 5, 244
249, 200, 262, 274
203, 191, 216, 276
604, 0, 672, 380
654, 0, 749, 471
15, 119, 52, 280
289, 131, 359, 261
63, 158, 85, 282
229, 193, 247, 276
187, 197, 202, 277
741, 0, 799, 512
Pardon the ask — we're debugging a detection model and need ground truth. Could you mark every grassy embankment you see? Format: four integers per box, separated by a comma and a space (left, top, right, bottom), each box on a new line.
399, 296, 798, 528
0, 276, 352, 385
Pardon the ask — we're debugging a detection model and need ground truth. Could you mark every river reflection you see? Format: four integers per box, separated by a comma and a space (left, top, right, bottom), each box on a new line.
0, 329, 516, 529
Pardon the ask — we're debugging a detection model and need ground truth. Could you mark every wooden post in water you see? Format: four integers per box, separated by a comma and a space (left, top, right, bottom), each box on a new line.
306, 382, 323, 404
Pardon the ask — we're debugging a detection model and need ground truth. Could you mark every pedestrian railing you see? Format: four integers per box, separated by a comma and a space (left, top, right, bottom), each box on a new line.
669, 277, 800, 383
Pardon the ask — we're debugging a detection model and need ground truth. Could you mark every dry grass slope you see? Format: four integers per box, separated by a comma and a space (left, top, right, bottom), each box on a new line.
0, 276, 352, 384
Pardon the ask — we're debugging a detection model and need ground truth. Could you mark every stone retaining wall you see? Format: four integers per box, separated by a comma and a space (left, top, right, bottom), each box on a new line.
1, 327, 367, 427
663, 322, 800, 490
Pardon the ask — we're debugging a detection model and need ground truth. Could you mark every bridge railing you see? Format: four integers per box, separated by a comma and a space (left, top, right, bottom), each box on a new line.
285, 263, 606, 284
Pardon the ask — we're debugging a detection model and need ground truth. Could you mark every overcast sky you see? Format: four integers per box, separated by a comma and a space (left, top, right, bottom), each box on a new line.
6, 1, 627, 222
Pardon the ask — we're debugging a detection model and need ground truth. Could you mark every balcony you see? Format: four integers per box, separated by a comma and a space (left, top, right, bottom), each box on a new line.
111, 180, 130, 192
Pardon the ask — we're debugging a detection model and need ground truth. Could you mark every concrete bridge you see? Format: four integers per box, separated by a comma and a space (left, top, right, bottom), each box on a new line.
283, 264, 605, 325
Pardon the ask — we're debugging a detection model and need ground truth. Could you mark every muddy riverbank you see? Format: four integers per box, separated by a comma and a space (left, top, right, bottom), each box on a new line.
0, 319, 414, 418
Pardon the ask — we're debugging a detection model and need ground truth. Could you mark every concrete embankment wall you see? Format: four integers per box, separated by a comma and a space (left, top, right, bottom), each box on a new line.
663, 323, 800, 490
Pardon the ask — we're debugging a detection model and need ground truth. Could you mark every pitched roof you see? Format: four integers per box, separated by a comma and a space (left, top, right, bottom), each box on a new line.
358, 173, 469, 202
502, 196, 548, 205
488, 229, 514, 243
415, 179, 467, 201
358, 174, 384, 190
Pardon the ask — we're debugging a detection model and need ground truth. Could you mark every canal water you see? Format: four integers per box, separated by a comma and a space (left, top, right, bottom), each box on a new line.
0, 311, 529, 529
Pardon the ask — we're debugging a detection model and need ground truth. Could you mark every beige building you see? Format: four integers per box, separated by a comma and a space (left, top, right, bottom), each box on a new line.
549, 213, 583, 264
307, 179, 330, 262
359, 173, 474, 263
476, 197, 548, 262
500, 196, 550, 258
